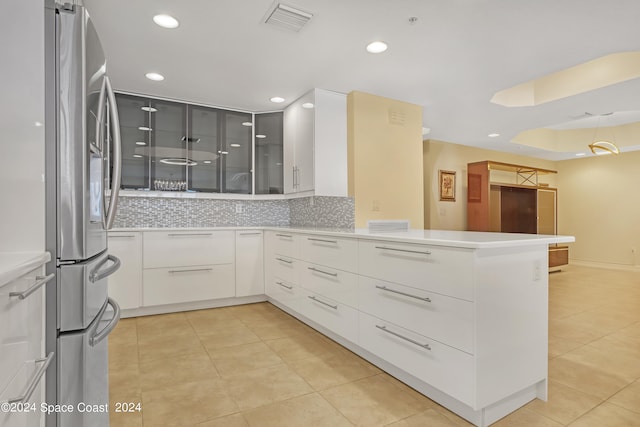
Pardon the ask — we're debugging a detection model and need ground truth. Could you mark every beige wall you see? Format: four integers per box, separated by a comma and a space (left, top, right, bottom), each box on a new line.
556, 152, 640, 267
347, 91, 424, 228
423, 139, 557, 231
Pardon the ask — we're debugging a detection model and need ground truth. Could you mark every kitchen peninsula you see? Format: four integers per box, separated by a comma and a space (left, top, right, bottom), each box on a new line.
108, 225, 573, 427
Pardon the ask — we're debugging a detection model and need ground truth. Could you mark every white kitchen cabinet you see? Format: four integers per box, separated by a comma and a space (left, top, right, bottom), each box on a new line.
0, 254, 51, 427
107, 232, 142, 311
235, 230, 264, 297
143, 230, 234, 268
283, 89, 347, 196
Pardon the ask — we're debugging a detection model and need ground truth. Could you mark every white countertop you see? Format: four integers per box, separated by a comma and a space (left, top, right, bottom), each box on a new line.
111, 227, 574, 249
0, 252, 51, 288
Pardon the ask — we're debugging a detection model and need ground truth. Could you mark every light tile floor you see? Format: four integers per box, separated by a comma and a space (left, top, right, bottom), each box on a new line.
109, 265, 640, 426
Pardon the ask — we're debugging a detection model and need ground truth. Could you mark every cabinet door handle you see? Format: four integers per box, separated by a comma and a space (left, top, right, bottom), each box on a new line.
308, 295, 338, 310
308, 267, 338, 277
168, 268, 213, 274
10, 274, 54, 300
307, 237, 338, 244
375, 285, 431, 302
375, 246, 432, 256
7, 352, 55, 404
276, 257, 293, 264
375, 325, 431, 350
109, 235, 136, 238
275, 233, 293, 238
239, 232, 262, 236
168, 233, 213, 237
292, 166, 297, 188
276, 281, 293, 290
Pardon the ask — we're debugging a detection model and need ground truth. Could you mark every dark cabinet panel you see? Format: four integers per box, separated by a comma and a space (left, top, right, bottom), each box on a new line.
254, 112, 283, 194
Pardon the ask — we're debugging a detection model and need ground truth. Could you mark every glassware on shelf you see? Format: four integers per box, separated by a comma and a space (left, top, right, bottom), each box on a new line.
153, 179, 187, 191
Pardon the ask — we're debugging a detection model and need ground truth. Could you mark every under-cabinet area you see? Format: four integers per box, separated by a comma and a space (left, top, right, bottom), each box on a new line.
107, 226, 572, 427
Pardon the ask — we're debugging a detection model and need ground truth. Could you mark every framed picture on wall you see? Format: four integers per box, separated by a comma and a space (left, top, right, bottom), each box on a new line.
439, 170, 456, 202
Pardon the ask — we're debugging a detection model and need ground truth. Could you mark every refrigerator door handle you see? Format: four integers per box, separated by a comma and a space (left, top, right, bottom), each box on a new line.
89, 254, 121, 283
89, 297, 121, 347
104, 76, 121, 230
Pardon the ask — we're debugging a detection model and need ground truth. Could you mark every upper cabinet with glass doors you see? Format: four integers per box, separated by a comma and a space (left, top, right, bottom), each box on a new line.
112, 93, 253, 194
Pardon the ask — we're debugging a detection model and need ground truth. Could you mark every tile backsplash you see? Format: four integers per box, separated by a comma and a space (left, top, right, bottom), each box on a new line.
112, 195, 354, 229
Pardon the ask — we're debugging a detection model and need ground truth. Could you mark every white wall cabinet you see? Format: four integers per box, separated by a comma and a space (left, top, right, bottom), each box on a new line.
283, 89, 347, 196
107, 232, 142, 311
235, 230, 264, 297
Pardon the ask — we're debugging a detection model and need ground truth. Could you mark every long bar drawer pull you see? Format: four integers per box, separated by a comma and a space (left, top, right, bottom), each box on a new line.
109, 235, 136, 238
307, 237, 338, 244
8, 352, 55, 404
168, 233, 213, 237
375, 285, 431, 302
239, 232, 262, 236
276, 257, 293, 264
308, 295, 338, 310
168, 268, 213, 274
276, 281, 293, 290
275, 233, 293, 238
10, 274, 54, 300
375, 246, 432, 255
308, 267, 338, 277
376, 325, 431, 350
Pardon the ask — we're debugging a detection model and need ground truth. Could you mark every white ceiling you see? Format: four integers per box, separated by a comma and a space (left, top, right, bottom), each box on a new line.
84, 0, 640, 161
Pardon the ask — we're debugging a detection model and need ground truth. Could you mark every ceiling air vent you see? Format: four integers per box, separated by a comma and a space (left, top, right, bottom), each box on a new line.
264, 3, 313, 32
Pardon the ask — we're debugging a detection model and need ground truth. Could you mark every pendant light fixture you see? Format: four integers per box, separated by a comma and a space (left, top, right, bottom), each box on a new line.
588, 114, 620, 155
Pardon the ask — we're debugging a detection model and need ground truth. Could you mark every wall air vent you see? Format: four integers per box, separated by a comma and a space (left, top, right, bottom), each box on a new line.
264, 3, 313, 32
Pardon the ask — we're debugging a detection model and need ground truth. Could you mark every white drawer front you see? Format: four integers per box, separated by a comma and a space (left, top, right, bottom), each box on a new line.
299, 262, 358, 308
359, 312, 474, 406
300, 234, 358, 272
298, 290, 358, 343
272, 255, 300, 285
358, 240, 474, 301
359, 276, 473, 353
143, 231, 234, 268
266, 231, 299, 257
143, 264, 235, 306
266, 277, 301, 312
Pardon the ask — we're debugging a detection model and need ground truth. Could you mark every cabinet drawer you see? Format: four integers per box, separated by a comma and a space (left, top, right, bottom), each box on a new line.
108, 232, 142, 310
143, 231, 234, 268
298, 290, 358, 343
266, 231, 299, 257
359, 312, 474, 406
300, 234, 358, 272
272, 255, 300, 285
143, 264, 235, 306
299, 261, 358, 308
358, 240, 474, 301
359, 277, 473, 353
266, 277, 301, 312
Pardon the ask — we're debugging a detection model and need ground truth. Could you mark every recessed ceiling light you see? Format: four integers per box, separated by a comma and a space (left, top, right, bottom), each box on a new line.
133, 154, 143, 158
153, 14, 179, 29
575, 153, 586, 157
302, 103, 314, 109
270, 97, 285, 103
141, 106, 157, 112
138, 126, 152, 131
242, 121, 253, 127
204, 160, 212, 164
135, 141, 146, 146
34, 121, 43, 127
255, 134, 266, 139
488, 133, 500, 138
145, 72, 165, 81
230, 144, 241, 147
366, 41, 388, 54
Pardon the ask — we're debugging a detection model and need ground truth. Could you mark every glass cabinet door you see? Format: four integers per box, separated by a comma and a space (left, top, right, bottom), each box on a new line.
223, 111, 253, 194
188, 106, 219, 192
254, 112, 283, 194
150, 100, 187, 190
114, 94, 151, 189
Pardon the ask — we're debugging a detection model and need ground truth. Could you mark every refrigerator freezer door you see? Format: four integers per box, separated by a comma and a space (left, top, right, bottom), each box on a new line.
57, 298, 120, 427
58, 252, 120, 332
58, 6, 108, 261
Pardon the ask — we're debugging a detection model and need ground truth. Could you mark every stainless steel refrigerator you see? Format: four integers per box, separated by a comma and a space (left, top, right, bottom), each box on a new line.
44, 1, 123, 426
